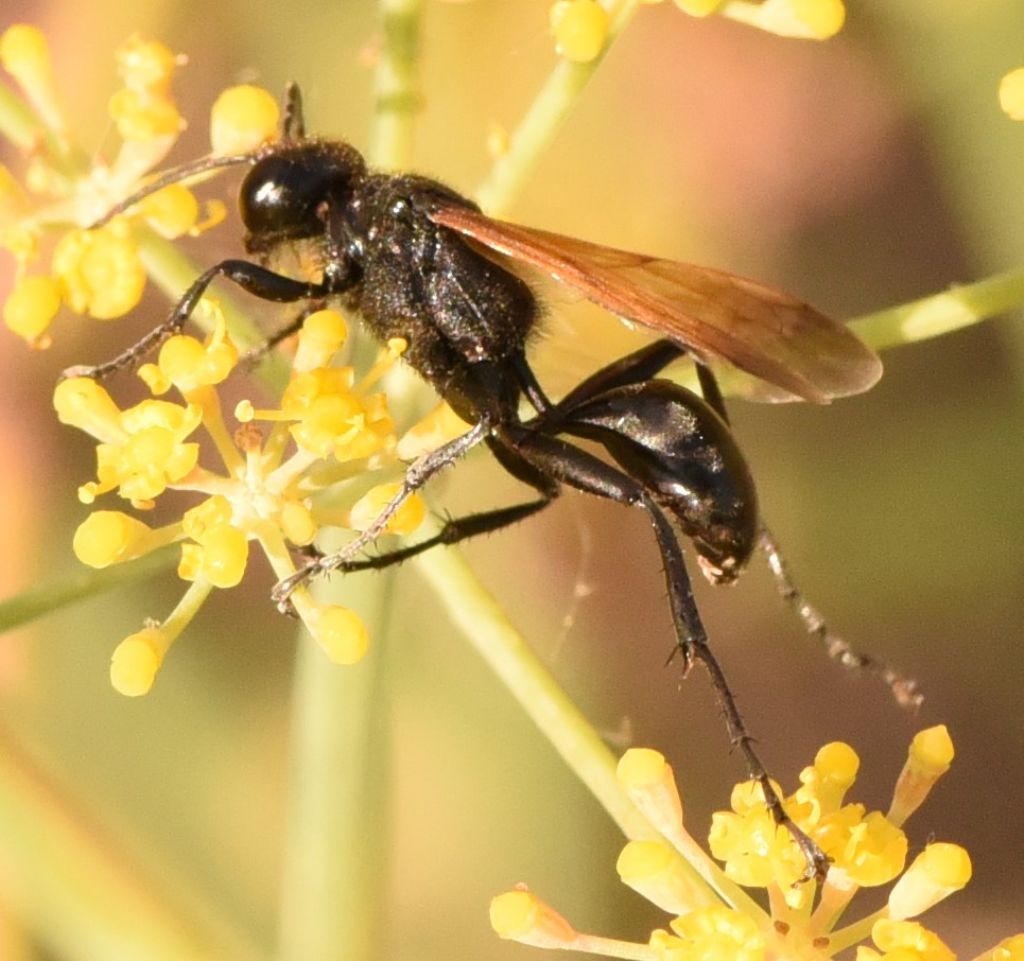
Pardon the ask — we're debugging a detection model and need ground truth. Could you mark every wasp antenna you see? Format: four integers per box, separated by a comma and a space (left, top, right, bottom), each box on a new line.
283, 82, 305, 141
90, 152, 257, 228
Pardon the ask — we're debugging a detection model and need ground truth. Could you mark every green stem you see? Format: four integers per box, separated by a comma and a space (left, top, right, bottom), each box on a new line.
410, 518, 763, 918
0, 80, 39, 150
0, 724, 259, 961
475, 0, 642, 216
0, 80, 78, 178
414, 535, 648, 835
0, 547, 177, 634
849, 266, 1024, 351
275, 577, 395, 961
276, 5, 425, 960
368, 0, 423, 170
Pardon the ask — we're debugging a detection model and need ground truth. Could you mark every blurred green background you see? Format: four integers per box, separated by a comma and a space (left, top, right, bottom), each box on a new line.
0, 1, 1021, 959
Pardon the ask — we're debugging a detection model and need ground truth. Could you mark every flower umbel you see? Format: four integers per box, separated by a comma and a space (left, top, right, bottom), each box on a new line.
492, 728, 1019, 961
56, 308, 440, 695
0, 25, 276, 346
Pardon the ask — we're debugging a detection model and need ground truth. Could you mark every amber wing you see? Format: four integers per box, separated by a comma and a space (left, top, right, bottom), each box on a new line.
429, 205, 882, 404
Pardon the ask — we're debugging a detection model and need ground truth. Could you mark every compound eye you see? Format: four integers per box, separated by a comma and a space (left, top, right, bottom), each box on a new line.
238, 143, 366, 254
239, 154, 323, 243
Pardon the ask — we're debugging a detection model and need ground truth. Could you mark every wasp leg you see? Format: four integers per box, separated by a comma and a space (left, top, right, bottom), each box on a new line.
497, 425, 830, 883
551, 339, 686, 415
271, 416, 494, 607
758, 528, 922, 709
62, 259, 333, 381
317, 497, 556, 574
694, 362, 922, 710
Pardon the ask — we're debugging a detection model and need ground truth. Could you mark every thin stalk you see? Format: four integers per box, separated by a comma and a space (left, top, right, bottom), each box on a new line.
475, 0, 643, 216
276, 4, 425, 960
0, 77, 78, 178
368, 0, 423, 170
410, 518, 764, 919
275, 577, 396, 961
0, 547, 177, 634
850, 266, 1024, 350
0, 723, 259, 961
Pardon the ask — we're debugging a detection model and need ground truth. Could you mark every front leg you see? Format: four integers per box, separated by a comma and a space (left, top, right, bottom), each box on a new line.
62, 259, 336, 381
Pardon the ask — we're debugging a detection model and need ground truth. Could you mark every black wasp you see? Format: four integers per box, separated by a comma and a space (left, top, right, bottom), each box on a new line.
81, 84, 897, 877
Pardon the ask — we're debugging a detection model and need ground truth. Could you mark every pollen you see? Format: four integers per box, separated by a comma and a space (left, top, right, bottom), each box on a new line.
108, 87, 184, 141
999, 68, 1024, 120
859, 919, 955, 961
816, 807, 907, 887
989, 936, 1024, 961
179, 523, 249, 589
115, 36, 180, 95
550, 0, 610, 64
617, 840, 712, 914
0, 25, 62, 132
727, 0, 845, 40
150, 315, 239, 393
2, 273, 61, 342
282, 371, 395, 462
88, 399, 202, 504
0, 25, 50, 82
794, 741, 860, 819
280, 499, 317, 546
293, 309, 349, 371
210, 84, 280, 155
908, 725, 954, 774
53, 377, 126, 443
888, 725, 953, 827
487, 730, 1015, 961
109, 626, 167, 697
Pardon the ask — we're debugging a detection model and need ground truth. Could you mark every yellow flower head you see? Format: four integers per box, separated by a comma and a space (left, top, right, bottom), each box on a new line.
658, 0, 846, 40
0, 26, 233, 344
61, 309, 435, 695
999, 67, 1024, 121
490, 731, 1016, 961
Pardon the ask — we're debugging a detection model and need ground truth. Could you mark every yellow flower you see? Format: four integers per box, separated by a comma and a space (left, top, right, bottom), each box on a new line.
0, 26, 231, 345
856, 920, 954, 961
999, 67, 1024, 121
60, 310, 432, 695
550, 0, 610, 63
664, 0, 846, 40
491, 730, 1019, 961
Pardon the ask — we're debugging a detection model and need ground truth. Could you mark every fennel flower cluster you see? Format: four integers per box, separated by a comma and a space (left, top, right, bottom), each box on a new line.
492, 727, 1022, 961
549, 0, 847, 65
0, 25, 474, 695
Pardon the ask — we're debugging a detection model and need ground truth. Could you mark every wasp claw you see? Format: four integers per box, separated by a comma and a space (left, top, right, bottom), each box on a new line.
272, 568, 314, 613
